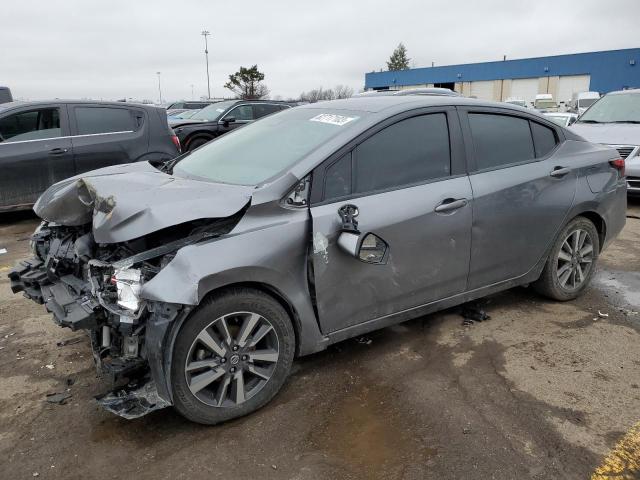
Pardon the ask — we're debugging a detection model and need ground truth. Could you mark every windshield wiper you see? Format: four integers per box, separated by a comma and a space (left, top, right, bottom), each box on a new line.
577, 119, 602, 124
611, 120, 640, 124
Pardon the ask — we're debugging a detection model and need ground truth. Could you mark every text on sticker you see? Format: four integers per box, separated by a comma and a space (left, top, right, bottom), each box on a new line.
310, 114, 358, 126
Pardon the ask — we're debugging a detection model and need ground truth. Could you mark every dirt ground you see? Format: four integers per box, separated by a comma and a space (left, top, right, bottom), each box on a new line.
1, 201, 639, 480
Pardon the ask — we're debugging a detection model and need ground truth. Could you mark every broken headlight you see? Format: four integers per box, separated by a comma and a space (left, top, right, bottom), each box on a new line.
113, 268, 143, 312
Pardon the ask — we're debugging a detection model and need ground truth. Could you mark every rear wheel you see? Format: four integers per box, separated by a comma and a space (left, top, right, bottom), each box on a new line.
534, 216, 599, 301
171, 288, 295, 425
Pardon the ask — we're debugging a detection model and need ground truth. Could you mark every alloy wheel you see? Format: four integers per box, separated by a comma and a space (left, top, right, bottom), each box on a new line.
184, 311, 280, 407
555, 228, 594, 291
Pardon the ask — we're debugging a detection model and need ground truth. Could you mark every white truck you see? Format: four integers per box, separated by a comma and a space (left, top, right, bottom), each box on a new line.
569, 91, 600, 115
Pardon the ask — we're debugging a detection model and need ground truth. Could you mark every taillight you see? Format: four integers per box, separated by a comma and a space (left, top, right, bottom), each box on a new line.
171, 134, 181, 153
609, 157, 625, 177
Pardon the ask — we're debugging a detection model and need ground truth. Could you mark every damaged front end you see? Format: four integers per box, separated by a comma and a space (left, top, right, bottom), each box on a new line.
9, 169, 250, 419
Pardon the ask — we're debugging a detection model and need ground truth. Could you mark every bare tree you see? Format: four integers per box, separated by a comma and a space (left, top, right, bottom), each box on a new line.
299, 85, 353, 103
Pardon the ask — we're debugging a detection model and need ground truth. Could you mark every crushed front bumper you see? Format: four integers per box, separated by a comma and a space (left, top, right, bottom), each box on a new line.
9, 258, 101, 331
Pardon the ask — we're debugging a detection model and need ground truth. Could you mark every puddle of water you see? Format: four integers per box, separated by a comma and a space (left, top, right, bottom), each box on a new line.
594, 269, 640, 309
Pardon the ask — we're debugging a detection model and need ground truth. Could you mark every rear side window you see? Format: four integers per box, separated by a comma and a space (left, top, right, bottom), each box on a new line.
354, 113, 451, 194
469, 113, 534, 170
75, 107, 135, 135
530, 121, 558, 157
253, 104, 281, 119
0, 108, 60, 142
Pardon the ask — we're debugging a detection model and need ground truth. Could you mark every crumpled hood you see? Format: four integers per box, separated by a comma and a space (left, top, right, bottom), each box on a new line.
34, 161, 252, 244
571, 123, 640, 146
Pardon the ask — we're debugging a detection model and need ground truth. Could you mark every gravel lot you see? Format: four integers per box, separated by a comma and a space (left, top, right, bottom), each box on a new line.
1, 200, 639, 480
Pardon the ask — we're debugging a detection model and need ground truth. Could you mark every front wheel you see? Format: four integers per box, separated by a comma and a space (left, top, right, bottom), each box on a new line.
534, 216, 599, 301
170, 288, 295, 425
186, 136, 211, 151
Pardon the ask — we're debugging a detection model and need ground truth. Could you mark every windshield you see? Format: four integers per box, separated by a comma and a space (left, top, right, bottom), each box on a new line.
173, 108, 365, 185
175, 109, 199, 119
190, 101, 237, 121
578, 98, 598, 108
579, 93, 640, 123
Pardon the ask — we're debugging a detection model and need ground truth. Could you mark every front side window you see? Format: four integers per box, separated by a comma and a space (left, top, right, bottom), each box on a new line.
324, 152, 352, 201
173, 107, 366, 185
0, 108, 60, 142
354, 113, 451, 194
469, 113, 535, 170
226, 105, 253, 121
75, 107, 135, 135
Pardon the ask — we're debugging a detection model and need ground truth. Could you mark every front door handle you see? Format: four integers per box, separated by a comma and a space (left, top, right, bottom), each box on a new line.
48, 148, 68, 156
434, 198, 468, 213
550, 166, 571, 177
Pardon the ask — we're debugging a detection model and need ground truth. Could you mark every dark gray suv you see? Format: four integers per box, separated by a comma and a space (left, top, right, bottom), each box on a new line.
0, 100, 180, 211
10, 96, 626, 424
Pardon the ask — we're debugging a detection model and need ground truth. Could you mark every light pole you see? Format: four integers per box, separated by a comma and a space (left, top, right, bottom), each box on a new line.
190, 84, 194, 100
201, 30, 211, 99
156, 71, 163, 104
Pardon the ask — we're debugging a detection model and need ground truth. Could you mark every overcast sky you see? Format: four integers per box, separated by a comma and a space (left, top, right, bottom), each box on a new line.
2, 0, 639, 102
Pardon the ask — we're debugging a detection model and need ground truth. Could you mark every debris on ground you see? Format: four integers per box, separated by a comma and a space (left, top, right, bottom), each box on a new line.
463, 426, 472, 434
45, 364, 55, 370
0, 248, 7, 255
598, 311, 609, 318
66, 377, 75, 387
355, 336, 373, 345
3, 332, 15, 339
45, 392, 72, 405
56, 337, 83, 347
460, 302, 491, 326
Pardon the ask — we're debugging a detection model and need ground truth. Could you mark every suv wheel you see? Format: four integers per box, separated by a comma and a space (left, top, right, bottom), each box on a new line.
186, 136, 210, 151
534, 216, 599, 301
171, 288, 295, 425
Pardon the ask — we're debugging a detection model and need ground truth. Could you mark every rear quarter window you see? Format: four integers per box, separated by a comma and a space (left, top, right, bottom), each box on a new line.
530, 121, 558, 157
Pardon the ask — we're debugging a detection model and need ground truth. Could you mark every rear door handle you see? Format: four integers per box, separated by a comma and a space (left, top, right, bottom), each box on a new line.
434, 198, 468, 213
550, 166, 571, 177
48, 148, 68, 156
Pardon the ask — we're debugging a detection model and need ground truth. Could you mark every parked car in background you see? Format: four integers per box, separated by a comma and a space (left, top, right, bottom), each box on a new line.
544, 112, 578, 127
10, 95, 626, 425
355, 87, 460, 97
166, 100, 217, 116
571, 88, 640, 195
171, 99, 296, 151
534, 94, 559, 112
0, 100, 180, 211
0, 87, 13, 104
166, 108, 189, 117
569, 91, 600, 115
504, 97, 527, 108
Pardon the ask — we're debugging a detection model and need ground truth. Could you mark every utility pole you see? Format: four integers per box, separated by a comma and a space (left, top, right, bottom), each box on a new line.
201, 30, 211, 99
156, 71, 162, 104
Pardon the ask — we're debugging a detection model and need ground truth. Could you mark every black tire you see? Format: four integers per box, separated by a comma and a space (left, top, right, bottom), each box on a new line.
171, 288, 295, 425
534, 216, 599, 301
186, 136, 211, 151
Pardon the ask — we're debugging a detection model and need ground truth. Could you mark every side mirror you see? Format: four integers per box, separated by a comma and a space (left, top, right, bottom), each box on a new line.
568, 116, 577, 126
220, 117, 236, 127
335, 205, 388, 264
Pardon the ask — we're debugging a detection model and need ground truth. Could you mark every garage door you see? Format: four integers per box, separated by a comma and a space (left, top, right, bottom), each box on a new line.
470, 81, 494, 100
557, 75, 591, 104
510, 78, 539, 105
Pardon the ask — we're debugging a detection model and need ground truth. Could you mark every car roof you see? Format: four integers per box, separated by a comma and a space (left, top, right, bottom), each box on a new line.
606, 88, 640, 96
296, 95, 529, 114
0, 99, 163, 110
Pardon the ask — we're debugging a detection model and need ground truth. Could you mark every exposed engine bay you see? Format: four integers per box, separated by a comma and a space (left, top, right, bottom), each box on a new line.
9, 214, 242, 418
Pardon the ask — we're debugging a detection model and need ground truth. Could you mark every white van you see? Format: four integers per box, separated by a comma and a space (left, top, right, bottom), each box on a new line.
569, 91, 600, 115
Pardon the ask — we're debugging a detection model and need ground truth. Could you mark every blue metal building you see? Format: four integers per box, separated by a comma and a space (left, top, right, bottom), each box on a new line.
364, 48, 640, 104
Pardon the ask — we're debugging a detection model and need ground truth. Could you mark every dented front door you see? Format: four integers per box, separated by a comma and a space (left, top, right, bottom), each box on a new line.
310, 176, 473, 334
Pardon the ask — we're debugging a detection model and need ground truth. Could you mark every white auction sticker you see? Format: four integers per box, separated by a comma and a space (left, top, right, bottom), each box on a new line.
216, 108, 225, 112
309, 113, 358, 126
